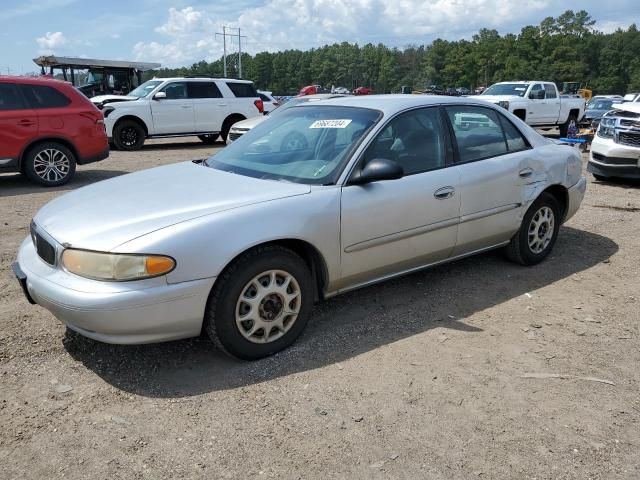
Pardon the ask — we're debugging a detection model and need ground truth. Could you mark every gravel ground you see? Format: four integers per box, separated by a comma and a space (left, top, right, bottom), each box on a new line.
1, 137, 639, 479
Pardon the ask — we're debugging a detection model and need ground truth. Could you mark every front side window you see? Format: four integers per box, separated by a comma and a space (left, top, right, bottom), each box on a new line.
361, 107, 446, 175
20, 85, 71, 109
188, 82, 222, 98
161, 82, 188, 99
205, 105, 379, 184
446, 106, 509, 162
226, 82, 258, 98
0, 83, 25, 110
530, 84, 544, 99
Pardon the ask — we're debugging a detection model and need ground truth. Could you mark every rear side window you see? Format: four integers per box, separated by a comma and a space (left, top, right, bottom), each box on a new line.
188, 82, 222, 98
499, 116, 530, 152
0, 83, 26, 110
20, 85, 71, 109
258, 93, 270, 102
446, 106, 508, 162
226, 82, 257, 98
544, 84, 557, 99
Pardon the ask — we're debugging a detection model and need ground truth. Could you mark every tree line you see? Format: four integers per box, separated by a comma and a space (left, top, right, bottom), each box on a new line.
146, 10, 640, 96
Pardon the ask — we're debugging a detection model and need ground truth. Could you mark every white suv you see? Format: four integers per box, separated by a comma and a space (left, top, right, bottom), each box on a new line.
93, 77, 264, 150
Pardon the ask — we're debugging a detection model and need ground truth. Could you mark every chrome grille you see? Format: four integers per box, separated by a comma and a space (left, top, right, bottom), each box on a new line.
618, 132, 640, 148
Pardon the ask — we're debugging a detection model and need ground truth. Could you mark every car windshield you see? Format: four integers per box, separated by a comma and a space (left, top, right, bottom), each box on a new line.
587, 99, 614, 111
128, 80, 163, 98
483, 83, 529, 97
205, 105, 380, 184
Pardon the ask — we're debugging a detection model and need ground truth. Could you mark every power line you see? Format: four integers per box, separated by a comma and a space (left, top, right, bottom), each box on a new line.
215, 26, 246, 78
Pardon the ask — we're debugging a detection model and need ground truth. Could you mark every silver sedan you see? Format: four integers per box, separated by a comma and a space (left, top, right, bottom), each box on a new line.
14, 95, 586, 360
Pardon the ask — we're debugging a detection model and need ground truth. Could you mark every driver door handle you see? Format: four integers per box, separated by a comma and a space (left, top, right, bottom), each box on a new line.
519, 168, 533, 178
434, 186, 455, 199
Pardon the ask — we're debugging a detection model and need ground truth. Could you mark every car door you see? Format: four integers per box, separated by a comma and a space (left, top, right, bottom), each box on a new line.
445, 105, 536, 256
339, 107, 460, 288
526, 83, 547, 124
0, 83, 37, 169
150, 81, 195, 134
189, 81, 226, 133
543, 83, 561, 123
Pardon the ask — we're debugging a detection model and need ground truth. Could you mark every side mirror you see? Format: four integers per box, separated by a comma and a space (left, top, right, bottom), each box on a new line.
350, 158, 404, 185
153, 92, 167, 100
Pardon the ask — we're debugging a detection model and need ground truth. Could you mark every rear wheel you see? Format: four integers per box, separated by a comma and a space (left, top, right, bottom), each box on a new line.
23, 142, 76, 187
204, 245, 313, 360
198, 134, 219, 144
506, 192, 561, 266
220, 116, 244, 143
113, 119, 145, 150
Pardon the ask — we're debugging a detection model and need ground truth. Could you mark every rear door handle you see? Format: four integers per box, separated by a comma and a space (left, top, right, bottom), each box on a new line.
218, 103, 227, 107
180, 105, 191, 108
519, 168, 533, 178
434, 186, 455, 199
17, 119, 36, 126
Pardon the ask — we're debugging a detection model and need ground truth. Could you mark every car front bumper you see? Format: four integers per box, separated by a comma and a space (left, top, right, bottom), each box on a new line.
14, 237, 215, 344
564, 176, 587, 223
588, 136, 640, 179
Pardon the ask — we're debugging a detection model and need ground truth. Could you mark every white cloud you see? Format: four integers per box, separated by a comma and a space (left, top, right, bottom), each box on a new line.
35, 31, 67, 53
133, 0, 559, 66
598, 20, 631, 34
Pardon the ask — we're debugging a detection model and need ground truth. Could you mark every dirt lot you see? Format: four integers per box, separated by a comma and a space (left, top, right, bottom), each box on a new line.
1, 138, 639, 479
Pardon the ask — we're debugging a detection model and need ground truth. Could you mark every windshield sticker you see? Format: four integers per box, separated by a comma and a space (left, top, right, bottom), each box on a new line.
309, 119, 352, 129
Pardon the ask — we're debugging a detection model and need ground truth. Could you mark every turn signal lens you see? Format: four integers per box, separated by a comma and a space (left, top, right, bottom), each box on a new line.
62, 249, 175, 281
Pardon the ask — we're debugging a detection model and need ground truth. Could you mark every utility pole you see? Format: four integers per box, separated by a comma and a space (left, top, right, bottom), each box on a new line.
215, 26, 246, 78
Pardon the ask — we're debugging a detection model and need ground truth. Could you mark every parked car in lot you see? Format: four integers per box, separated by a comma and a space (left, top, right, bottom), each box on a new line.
94, 77, 264, 150
353, 86, 373, 95
257, 90, 280, 113
472, 81, 586, 137
226, 94, 348, 143
13, 95, 586, 359
0, 75, 109, 186
580, 97, 622, 130
589, 102, 640, 180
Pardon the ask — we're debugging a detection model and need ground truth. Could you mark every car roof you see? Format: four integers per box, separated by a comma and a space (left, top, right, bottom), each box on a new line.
0, 75, 71, 85
151, 77, 253, 83
295, 94, 507, 115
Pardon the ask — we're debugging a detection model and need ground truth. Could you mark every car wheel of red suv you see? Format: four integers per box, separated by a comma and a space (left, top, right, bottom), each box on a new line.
24, 142, 76, 187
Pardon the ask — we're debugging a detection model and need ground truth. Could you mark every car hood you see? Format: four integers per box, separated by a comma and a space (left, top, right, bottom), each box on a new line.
34, 161, 311, 251
469, 94, 525, 103
90, 94, 138, 104
584, 110, 607, 120
231, 115, 268, 130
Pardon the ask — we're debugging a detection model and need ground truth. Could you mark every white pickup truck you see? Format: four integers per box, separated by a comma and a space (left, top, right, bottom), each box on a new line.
471, 81, 585, 137
92, 77, 264, 150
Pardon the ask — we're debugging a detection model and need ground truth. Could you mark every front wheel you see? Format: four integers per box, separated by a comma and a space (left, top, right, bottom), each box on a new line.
113, 119, 145, 151
198, 134, 219, 145
23, 142, 76, 187
204, 245, 314, 360
505, 192, 561, 266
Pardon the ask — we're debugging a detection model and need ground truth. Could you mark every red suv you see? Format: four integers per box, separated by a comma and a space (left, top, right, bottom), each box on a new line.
0, 76, 109, 186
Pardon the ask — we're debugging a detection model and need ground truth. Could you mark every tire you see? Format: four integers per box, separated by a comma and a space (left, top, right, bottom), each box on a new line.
204, 245, 314, 360
559, 114, 577, 138
220, 117, 243, 143
592, 173, 607, 181
198, 134, 219, 144
280, 131, 309, 151
23, 142, 76, 187
113, 119, 145, 151
505, 192, 561, 266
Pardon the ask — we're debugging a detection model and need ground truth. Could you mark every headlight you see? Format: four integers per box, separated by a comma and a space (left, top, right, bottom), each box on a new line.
102, 107, 115, 118
62, 249, 175, 281
497, 100, 510, 110
597, 117, 615, 139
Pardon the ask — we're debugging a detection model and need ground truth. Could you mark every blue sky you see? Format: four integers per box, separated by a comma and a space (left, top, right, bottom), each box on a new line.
2, 0, 638, 74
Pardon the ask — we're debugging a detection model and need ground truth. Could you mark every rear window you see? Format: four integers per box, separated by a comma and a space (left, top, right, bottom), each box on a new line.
226, 82, 257, 98
0, 83, 26, 110
20, 85, 71, 109
188, 82, 222, 98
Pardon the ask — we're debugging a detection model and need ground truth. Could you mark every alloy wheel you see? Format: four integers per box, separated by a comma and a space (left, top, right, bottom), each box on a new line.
33, 148, 71, 183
